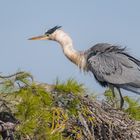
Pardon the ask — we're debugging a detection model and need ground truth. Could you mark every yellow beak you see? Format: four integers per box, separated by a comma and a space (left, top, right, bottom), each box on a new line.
28, 35, 49, 40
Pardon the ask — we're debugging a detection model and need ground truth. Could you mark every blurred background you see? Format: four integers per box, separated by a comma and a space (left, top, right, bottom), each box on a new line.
0, 0, 140, 95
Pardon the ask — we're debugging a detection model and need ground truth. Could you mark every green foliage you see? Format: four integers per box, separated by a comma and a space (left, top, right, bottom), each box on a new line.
104, 89, 115, 103
55, 79, 85, 94
124, 96, 140, 120
0, 71, 33, 93
13, 78, 86, 139
15, 86, 54, 139
104, 89, 140, 120
0, 72, 140, 139
54, 79, 85, 116
104, 89, 120, 108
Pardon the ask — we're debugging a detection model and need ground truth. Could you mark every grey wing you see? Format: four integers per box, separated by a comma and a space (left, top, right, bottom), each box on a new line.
87, 51, 140, 87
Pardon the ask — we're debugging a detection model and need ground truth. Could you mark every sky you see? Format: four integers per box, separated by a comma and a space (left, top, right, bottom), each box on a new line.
0, 0, 140, 96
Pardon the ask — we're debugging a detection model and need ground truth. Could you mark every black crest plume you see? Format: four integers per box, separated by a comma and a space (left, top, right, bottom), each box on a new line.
45, 26, 62, 35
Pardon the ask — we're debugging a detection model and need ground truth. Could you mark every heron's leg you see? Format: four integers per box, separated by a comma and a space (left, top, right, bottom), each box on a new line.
109, 84, 115, 97
116, 88, 124, 109
109, 85, 124, 109
108, 84, 117, 108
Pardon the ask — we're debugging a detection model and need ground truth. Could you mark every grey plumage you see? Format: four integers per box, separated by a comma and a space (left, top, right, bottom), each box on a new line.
86, 43, 140, 94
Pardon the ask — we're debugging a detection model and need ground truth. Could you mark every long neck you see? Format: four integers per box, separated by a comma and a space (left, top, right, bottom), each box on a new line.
53, 30, 86, 70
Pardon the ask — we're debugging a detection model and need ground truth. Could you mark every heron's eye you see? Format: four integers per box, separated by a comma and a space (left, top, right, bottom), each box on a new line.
45, 33, 50, 36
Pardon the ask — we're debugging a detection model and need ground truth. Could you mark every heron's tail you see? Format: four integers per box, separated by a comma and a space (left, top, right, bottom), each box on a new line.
121, 85, 140, 95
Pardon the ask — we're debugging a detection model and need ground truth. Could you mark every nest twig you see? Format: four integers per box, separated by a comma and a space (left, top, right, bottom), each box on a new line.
41, 83, 140, 140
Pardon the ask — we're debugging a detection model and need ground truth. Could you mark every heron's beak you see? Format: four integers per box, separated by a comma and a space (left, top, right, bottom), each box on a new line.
28, 35, 49, 40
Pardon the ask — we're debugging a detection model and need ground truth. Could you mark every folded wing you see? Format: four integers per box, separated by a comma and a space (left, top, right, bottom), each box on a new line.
86, 43, 140, 93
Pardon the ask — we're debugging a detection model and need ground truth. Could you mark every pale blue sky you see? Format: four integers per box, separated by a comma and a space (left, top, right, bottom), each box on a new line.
0, 1, 140, 95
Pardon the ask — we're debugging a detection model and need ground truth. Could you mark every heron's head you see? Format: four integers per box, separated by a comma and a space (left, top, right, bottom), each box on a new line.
28, 26, 62, 41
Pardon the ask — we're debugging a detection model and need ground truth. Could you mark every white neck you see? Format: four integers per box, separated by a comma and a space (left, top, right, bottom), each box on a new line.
52, 30, 86, 70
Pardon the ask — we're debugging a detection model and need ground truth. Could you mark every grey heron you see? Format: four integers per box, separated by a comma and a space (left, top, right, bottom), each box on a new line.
29, 26, 140, 108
